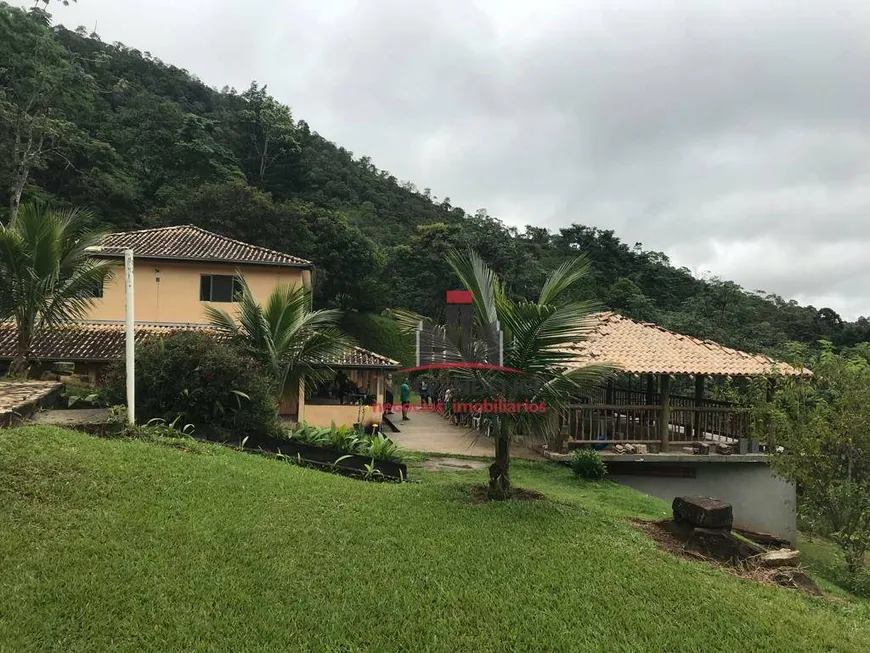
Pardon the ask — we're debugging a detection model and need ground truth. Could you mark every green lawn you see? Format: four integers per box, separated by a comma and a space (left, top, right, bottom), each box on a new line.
2, 427, 869, 652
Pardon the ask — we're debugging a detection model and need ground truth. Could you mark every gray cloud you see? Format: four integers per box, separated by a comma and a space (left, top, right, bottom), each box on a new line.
36, 0, 870, 317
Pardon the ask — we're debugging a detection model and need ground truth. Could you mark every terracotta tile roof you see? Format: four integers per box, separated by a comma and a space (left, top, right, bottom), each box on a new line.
567, 312, 810, 377
93, 225, 311, 268
313, 345, 401, 369
0, 322, 399, 369
0, 322, 206, 362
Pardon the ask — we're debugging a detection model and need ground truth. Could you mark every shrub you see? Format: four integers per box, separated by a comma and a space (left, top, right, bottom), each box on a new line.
285, 422, 331, 447
286, 422, 404, 462
104, 331, 280, 438
571, 449, 607, 481
363, 433, 403, 462
767, 346, 870, 583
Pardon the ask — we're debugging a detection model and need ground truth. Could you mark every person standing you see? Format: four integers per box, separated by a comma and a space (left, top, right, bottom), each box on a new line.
420, 379, 429, 407
384, 373, 394, 414
400, 380, 411, 421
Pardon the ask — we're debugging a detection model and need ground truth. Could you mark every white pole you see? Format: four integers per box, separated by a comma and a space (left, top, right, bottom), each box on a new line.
124, 249, 135, 425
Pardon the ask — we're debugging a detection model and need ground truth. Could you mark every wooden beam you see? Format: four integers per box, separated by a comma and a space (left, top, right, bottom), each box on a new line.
645, 373, 656, 427
645, 374, 655, 404
605, 379, 616, 439
693, 374, 705, 439
659, 375, 672, 452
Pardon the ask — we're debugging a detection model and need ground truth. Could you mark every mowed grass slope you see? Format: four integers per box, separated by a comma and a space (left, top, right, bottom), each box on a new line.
1, 427, 869, 652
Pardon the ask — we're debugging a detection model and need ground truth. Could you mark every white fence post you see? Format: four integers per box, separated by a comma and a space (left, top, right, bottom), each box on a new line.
125, 249, 135, 425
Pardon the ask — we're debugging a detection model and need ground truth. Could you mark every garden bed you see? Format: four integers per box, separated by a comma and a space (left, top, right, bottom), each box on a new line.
240, 433, 408, 481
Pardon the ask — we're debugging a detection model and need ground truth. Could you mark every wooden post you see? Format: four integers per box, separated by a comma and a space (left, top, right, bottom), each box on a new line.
605, 379, 616, 439
659, 374, 672, 452
376, 373, 385, 406
645, 373, 655, 429
693, 374, 705, 440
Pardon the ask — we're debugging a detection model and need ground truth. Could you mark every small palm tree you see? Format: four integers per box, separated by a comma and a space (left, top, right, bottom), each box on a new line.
204, 277, 352, 402
0, 203, 113, 376
399, 250, 614, 499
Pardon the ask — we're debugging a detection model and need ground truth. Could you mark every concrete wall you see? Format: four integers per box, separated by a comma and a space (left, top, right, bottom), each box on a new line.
88, 260, 308, 324
302, 404, 382, 429
287, 370, 386, 428
609, 463, 797, 544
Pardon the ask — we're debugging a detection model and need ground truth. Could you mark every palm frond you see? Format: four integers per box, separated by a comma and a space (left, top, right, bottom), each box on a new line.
500, 300, 601, 374
538, 256, 592, 306
205, 276, 353, 399
203, 304, 241, 336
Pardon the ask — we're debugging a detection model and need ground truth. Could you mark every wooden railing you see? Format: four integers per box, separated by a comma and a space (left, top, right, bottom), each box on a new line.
589, 387, 734, 410
563, 399, 751, 447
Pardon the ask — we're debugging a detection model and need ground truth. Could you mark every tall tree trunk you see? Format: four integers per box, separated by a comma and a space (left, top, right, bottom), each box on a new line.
844, 544, 866, 579
9, 168, 28, 222
9, 122, 46, 222
258, 135, 269, 183
488, 423, 511, 500
7, 325, 33, 377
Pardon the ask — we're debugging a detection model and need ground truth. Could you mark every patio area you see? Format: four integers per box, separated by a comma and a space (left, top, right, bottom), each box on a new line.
0, 380, 63, 427
388, 407, 542, 460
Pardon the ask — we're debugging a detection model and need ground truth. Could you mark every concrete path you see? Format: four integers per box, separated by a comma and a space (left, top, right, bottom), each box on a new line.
29, 407, 119, 428
388, 407, 542, 460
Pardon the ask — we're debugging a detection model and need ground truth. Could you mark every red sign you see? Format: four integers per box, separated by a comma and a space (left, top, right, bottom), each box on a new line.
446, 290, 473, 305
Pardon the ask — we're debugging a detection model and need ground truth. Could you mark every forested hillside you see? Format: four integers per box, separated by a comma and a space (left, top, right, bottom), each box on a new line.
2, 3, 868, 355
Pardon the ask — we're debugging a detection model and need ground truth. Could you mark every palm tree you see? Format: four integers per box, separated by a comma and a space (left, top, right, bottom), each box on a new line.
400, 250, 614, 499
203, 277, 352, 403
0, 203, 113, 376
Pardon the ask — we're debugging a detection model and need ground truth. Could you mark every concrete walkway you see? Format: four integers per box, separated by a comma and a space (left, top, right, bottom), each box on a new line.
387, 407, 542, 460
29, 407, 119, 428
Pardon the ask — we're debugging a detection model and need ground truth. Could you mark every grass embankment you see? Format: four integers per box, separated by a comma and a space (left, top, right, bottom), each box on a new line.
1, 426, 869, 652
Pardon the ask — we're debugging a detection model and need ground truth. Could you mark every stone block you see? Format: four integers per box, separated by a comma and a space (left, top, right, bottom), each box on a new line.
673, 496, 733, 529
757, 548, 800, 568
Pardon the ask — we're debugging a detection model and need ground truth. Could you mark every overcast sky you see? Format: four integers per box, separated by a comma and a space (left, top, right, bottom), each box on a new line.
30, 0, 870, 318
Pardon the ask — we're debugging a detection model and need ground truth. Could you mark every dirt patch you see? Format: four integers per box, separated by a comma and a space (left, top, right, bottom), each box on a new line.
423, 457, 489, 472
469, 484, 545, 503
635, 519, 822, 596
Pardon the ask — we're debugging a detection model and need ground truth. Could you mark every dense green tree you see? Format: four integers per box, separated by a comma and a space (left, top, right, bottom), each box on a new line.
767, 346, 870, 584
605, 278, 657, 322
2, 1, 866, 359
0, 3, 93, 218
236, 82, 299, 186
151, 179, 314, 257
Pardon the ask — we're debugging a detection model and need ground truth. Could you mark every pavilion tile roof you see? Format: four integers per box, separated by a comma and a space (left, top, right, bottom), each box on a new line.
311, 345, 401, 369
0, 322, 399, 370
92, 225, 311, 268
567, 312, 810, 377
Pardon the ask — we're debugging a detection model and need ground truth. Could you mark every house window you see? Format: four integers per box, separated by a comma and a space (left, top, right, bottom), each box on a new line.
200, 275, 242, 302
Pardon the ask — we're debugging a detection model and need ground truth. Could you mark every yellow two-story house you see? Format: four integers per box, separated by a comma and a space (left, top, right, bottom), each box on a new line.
88, 225, 314, 324
0, 225, 398, 427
